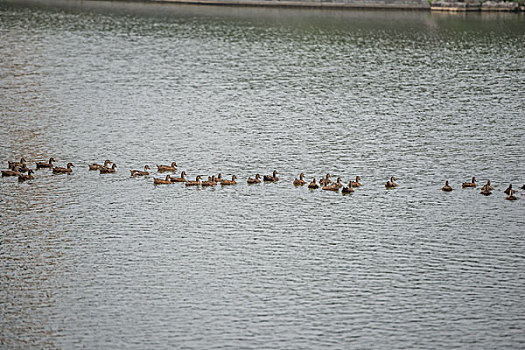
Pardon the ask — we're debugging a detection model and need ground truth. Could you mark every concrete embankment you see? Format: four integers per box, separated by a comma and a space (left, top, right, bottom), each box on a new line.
153, 0, 525, 12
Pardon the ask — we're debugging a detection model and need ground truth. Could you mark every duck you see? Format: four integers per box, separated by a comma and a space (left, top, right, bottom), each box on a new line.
153, 175, 171, 185
100, 164, 117, 174
442, 180, 453, 192
201, 176, 218, 187
157, 162, 177, 172
8, 157, 26, 170
505, 191, 517, 200
2, 166, 21, 177
350, 176, 362, 188
220, 175, 237, 185
293, 173, 306, 186
263, 170, 279, 182
322, 177, 342, 191
308, 178, 319, 189
89, 159, 111, 171
462, 177, 476, 188
215, 173, 223, 183
480, 186, 492, 196
170, 171, 187, 183
319, 174, 331, 186
185, 175, 202, 186
130, 165, 150, 177
481, 180, 493, 191
521, 184, 525, 190
36, 157, 55, 169
504, 184, 514, 195
18, 170, 34, 182
342, 181, 354, 194
53, 163, 74, 174
385, 176, 397, 189
247, 174, 261, 184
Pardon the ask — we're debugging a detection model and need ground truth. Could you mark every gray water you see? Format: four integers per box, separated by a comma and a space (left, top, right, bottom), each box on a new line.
1, 0, 524, 348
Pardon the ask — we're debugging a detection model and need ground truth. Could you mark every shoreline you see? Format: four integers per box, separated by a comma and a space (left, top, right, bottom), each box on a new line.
152, 0, 524, 12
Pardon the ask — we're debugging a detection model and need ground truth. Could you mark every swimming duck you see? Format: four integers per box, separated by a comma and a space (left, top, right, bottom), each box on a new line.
170, 171, 187, 183
220, 175, 237, 185
201, 176, 218, 187
53, 163, 74, 174
154, 175, 171, 185
247, 174, 261, 184
263, 170, 279, 182
185, 175, 202, 186
293, 173, 306, 186
322, 177, 342, 191
481, 180, 493, 191
480, 186, 492, 196
385, 176, 397, 189
2, 166, 21, 177
350, 176, 362, 188
521, 184, 525, 190
89, 159, 111, 171
442, 180, 453, 192
36, 157, 55, 169
319, 174, 331, 186
462, 177, 476, 188
504, 184, 514, 195
157, 162, 177, 172
342, 181, 354, 194
18, 170, 34, 182
215, 173, 223, 183
130, 165, 150, 177
308, 178, 319, 189
505, 191, 517, 200
8, 157, 26, 170
100, 164, 117, 174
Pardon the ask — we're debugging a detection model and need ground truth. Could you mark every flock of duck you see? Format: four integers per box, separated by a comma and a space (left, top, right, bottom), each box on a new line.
2, 157, 523, 200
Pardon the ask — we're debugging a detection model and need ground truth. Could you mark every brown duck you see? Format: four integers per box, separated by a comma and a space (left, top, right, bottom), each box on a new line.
442, 180, 453, 192
293, 173, 306, 186
36, 157, 55, 169
263, 170, 279, 182
481, 180, 493, 191
504, 184, 514, 195
247, 174, 261, 184
8, 157, 26, 170
185, 175, 202, 186
89, 159, 111, 171
220, 175, 237, 185
323, 177, 342, 191
2, 166, 21, 177
154, 175, 171, 185
308, 178, 319, 189
100, 164, 117, 174
350, 176, 362, 187
201, 176, 218, 187
53, 163, 74, 174
385, 176, 397, 189
131, 165, 150, 177
319, 174, 331, 186
157, 162, 177, 172
462, 177, 476, 188
18, 170, 34, 182
170, 171, 187, 183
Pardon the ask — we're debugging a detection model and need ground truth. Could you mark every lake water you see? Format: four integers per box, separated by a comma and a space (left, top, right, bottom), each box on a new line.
1, 0, 524, 348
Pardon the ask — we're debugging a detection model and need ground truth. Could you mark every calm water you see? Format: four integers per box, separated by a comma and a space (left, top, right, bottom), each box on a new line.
1, 0, 524, 348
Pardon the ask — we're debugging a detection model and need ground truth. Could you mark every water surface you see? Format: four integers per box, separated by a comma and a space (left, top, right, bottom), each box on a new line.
1, 1, 524, 348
